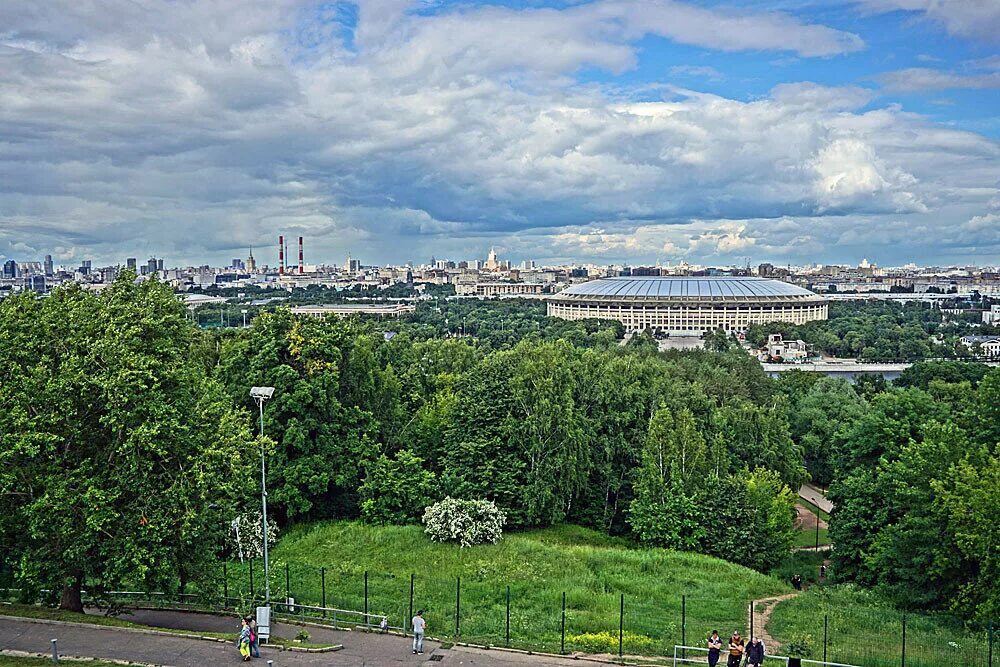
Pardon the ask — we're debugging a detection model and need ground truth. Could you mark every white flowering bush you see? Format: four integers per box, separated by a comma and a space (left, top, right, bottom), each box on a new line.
422, 497, 506, 547
226, 511, 279, 560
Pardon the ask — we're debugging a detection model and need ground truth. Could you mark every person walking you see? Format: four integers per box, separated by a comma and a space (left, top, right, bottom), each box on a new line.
707, 630, 723, 667
412, 609, 426, 655
726, 631, 744, 667
792, 574, 802, 591
238, 618, 252, 662
746, 636, 765, 667
247, 615, 261, 658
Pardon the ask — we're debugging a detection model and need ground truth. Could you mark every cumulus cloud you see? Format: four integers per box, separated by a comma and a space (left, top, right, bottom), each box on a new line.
877, 67, 1000, 92
858, 0, 1000, 43
0, 0, 996, 267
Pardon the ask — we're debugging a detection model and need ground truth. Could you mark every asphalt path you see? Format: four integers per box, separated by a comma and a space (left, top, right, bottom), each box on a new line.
0, 610, 606, 667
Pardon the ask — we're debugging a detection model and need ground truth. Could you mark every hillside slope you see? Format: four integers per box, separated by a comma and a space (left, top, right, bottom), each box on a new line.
249, 522, 791, 655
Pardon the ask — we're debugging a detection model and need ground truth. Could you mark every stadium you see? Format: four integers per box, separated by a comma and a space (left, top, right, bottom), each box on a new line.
547, 276, 828, 334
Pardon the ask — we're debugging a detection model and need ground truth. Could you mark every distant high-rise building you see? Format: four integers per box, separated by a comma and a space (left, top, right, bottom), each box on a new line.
147, 257, 158, 274
485, 247, 501, 271
247, 245, 257, 272
24, 275, 46, 293
44, 255, 53, 276
3, 259, 17, 278
78, 259, 92, 276
126, 257, 137, 270
156, 258, 164, 271
345, 254, 361, 273
758, 263, 775, 278
232, 258, 245, 270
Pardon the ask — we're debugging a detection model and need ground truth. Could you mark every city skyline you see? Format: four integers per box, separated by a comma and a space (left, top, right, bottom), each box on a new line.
1, 1, 999, 268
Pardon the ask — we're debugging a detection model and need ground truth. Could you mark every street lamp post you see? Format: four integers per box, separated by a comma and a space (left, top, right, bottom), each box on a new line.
242, 309, 249, 328
250, 386, 275, 607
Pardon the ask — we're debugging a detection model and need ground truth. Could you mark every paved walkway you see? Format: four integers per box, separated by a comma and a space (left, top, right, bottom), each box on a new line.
0, 613, 613, 667
798, 483, 833, 514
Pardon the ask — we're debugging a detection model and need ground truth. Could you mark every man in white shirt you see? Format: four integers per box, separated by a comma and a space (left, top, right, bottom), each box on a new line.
412, 610, 426, 655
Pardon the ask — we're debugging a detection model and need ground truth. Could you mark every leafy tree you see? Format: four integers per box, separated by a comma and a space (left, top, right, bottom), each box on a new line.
360, 450, 436, 525
786, 378, 867, 485
0, 276, 254, 611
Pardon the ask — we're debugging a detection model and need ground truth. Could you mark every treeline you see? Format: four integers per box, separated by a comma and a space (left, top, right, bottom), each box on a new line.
214, 308, 803, 571
776, 361, 1000, 621
747, 300, 998, 361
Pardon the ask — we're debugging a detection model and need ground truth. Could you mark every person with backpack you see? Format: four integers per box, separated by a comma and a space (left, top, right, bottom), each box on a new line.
247, 615, 260, 657
411, 609, 426, 655
745, 636, 765, 667
707, 630, 723, 667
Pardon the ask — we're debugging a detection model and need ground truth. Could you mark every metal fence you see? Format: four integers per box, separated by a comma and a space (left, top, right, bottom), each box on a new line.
213, 559, 996, 666
1, 556, 995, 667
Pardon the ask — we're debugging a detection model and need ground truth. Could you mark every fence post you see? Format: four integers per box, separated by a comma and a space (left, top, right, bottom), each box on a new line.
750, 601, 754, 641
823, 614, 828, 663
321, 568, 326, 618
901, 615, 906, 667
408, 573, 414, 637
619, 594, 624, 661
561, 591, 566, 654
223, 561, 229, 607
682, 594, 686, 661
988, 621, 993, 667
249, 559, 255, 599
455, 576, 461, 637
285, 562, 290, 602
51, 638, 58, 663
506, 585, 511, 647
815, 506, 820, 549
364, 570, 369, 626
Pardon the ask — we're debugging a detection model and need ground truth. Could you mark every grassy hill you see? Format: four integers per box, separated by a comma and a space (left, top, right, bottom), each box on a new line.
229, 522, 790, 655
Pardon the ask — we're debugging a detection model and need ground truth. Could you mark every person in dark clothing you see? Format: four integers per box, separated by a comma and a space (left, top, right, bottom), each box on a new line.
746, 637, 765, 667
707, 630, 723, 667
727, 631, 744, 667
792, 574, 803, 591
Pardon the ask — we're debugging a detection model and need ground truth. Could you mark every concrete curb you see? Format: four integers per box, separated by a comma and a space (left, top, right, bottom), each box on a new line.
1, 647, 176, 666
0, 614, 343, 653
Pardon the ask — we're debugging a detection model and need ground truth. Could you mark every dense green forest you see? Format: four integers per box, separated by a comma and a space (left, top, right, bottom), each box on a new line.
2, 275, 998, 627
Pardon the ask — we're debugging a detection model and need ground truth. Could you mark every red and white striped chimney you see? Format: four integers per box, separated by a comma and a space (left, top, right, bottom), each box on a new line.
298, 236, 304, 274
278, 235, 284, 274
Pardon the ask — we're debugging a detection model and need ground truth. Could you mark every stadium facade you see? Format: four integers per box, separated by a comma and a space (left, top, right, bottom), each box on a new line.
547, 277, 827, 334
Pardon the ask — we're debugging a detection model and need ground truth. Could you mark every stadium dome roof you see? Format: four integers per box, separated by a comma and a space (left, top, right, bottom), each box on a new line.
552, 276, 821, 301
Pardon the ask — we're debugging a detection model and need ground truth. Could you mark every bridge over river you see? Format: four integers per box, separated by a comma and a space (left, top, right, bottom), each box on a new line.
761, 360, 999, 380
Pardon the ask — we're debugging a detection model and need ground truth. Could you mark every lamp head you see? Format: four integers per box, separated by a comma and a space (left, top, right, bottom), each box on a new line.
250, 386, 275, 400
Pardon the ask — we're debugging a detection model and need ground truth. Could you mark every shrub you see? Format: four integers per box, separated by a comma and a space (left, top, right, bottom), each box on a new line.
295, 629, 311, 642
422, 497, 506, 547
568, 631, 655, 655
784, 633, 815, 658
360, 450, 435, 525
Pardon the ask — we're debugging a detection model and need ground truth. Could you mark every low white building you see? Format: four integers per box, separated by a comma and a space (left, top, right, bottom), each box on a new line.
760, 333, 810, 362
983, 305, 1000, 325
960, 335, 1000, 359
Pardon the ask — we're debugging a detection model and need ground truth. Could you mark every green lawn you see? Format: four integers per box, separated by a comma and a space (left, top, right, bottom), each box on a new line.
797, 498, 831, 522
792, 526, 830, 548
769, 586, 994, 667
228, 522, 791, 656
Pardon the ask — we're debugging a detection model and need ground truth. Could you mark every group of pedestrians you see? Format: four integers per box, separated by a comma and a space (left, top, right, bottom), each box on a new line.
707, 630, 765, 667
237, 615, 261, 661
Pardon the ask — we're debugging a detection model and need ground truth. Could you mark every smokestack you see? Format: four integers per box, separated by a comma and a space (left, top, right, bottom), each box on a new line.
278, 235, 284, 274
298, 236, 304, 274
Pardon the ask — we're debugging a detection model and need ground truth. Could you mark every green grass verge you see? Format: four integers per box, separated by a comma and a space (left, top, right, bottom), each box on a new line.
0, 658, 147, 667
0, 604, 336, 650
230, 522, 791, 656
768, 586, 994, 667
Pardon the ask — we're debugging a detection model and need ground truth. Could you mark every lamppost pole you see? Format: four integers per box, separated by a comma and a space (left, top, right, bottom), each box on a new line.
251, 387, 275, 607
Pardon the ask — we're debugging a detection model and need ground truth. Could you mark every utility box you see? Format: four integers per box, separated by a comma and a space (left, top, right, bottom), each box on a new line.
255, 606, 271, 643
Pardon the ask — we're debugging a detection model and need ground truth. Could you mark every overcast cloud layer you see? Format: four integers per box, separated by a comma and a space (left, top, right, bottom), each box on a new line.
1, 0, 998, 267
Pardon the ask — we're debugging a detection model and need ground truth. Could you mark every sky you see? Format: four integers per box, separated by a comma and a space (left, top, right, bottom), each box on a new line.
1, 0, 999, 269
